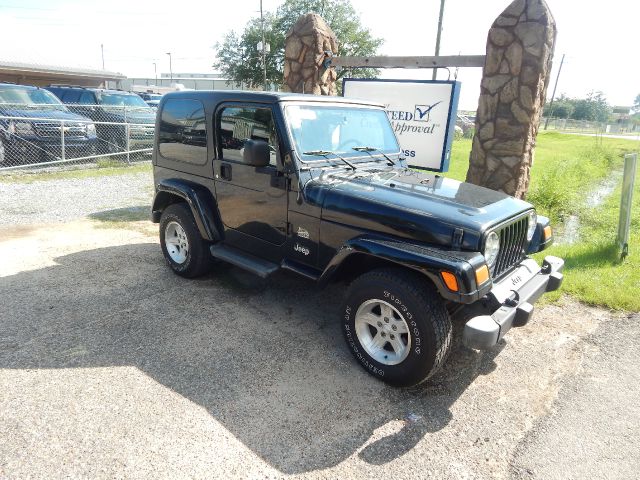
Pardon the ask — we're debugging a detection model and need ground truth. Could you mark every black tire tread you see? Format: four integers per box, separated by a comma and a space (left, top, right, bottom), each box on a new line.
159, 202, 213, 278
344, 267, 452, 385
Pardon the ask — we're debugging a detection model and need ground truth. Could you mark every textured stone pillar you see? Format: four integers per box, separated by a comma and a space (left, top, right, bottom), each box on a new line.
466, 0, 556, 199
283, 13, 338, 95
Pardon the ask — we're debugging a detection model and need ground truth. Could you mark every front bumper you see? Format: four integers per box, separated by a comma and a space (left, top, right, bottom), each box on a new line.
6, 137, 97, 162
462, 255, 564, 350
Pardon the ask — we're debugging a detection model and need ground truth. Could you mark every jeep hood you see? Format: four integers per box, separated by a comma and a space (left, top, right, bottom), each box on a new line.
0, 107, 92, 122
316, 167, 531, 250
101, 107, 155, 124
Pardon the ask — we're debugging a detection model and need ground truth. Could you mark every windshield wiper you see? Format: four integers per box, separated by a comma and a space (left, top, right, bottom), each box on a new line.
302, 150, 356, 170
352, 146, 396, 166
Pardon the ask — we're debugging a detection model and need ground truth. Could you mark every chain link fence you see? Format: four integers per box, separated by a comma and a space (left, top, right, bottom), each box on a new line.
542, 117, 640, 136
0, 102, 155, 172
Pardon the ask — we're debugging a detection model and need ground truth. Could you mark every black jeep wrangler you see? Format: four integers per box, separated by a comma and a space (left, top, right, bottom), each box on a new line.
151, 91, 563, 387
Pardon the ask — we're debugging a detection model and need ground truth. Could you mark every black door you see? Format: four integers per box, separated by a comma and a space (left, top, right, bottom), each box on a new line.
214, 104, 288, 253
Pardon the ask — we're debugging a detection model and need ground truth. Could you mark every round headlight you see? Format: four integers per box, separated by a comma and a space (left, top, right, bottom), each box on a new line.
484, 231, 500, 267
527, 210, 537, 241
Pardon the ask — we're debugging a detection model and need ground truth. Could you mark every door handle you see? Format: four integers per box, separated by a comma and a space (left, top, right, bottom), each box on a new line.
220, 163, 232, 181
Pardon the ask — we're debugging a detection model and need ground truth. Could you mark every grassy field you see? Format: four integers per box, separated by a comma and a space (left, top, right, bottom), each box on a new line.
449, 132, 640, 311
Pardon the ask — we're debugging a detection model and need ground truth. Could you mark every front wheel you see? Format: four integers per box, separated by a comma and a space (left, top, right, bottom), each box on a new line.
159, 203, 214, 278
341, 268, 452, 387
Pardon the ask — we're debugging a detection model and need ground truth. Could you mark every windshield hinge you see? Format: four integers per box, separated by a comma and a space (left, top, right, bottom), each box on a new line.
452, 228, 464, 250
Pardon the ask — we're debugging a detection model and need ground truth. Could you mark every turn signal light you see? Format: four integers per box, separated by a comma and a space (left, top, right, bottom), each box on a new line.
475, 265, 490, 286
543, 225, 552, 240
440, 271, 459, 292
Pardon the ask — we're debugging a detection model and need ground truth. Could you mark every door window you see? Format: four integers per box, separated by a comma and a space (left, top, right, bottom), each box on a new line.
158, 99, 207, 165
218, 106, 278, 166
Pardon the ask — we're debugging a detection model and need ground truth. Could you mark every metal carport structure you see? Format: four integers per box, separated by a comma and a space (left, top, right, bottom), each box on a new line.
0, 61, 125, 88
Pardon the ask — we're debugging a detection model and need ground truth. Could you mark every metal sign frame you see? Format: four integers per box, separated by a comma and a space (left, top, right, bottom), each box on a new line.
342, 78, 461, 172
618, 152, 637, 259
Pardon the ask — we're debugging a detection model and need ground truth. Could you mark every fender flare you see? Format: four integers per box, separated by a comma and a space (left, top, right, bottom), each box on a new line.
151, 178, 222, 242
318, 235, 490, 303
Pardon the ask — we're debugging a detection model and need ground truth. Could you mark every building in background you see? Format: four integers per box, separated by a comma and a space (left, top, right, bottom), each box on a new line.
0, 60, 125, 88
121, 72, 247, 93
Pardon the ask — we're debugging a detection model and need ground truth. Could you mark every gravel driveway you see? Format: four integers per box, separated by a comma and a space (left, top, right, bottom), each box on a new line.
0, 170, 153, 226
0, 170, 638, 478
1, 219, 637, 479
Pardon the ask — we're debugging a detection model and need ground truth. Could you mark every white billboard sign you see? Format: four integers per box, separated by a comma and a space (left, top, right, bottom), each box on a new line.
343, 79, 461, 172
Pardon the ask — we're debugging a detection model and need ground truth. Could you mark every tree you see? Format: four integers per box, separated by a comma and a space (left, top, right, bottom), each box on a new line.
633, 93, 640, 114
213, 14, 283, 90
213, 0, 383, 90
544, 93, 573, 119
571, 91, 611, 122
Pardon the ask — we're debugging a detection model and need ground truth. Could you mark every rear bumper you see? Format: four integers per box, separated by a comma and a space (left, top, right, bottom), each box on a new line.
462, 255, 564, 350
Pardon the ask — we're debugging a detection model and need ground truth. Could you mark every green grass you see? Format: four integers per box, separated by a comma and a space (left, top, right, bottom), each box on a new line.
0, 161, 151, 184
534, 170, 640, 311
449, 132, 640, 311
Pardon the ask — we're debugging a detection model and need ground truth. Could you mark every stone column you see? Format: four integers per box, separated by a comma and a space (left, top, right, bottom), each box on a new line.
466, 0, 556, 199
283, 13, 338, 95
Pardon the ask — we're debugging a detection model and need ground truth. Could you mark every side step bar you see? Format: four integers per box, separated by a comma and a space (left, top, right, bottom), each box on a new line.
210, 245, 323, 281
281, 259, 320, 281
210, 244, 279, 278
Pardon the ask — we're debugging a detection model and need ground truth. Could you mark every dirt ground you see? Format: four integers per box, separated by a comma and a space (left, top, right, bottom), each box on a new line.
1, 218, 637, 479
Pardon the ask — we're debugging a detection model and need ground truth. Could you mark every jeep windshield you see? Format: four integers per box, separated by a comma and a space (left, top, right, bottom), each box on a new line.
284, 104, 400, 165
0, 85, 67, 111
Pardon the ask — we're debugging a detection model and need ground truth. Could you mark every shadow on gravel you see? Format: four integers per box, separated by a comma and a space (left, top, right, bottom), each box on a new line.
0, 243, 504, 474
88, 206, 150, 223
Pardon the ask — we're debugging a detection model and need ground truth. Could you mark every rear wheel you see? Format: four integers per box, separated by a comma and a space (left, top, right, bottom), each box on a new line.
341, 268, 452, 387
159, 203, 214, 278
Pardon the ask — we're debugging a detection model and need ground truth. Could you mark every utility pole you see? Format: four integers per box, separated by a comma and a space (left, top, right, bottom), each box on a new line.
101, 44, 105, 70
432, 0, 445, 80
544, 53, 565, 130
153, 62, 157, 84
166, 52, 173, 83
260, 0, 267, 90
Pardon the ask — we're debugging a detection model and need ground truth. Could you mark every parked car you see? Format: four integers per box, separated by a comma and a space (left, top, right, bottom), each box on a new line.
137, 92, 163, 109
45, 86, 156, 155
0, 83, 97, 166
150, 91, 563, 387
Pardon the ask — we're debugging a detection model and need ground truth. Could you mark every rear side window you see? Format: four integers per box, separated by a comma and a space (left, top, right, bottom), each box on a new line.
158, 99, 207, 165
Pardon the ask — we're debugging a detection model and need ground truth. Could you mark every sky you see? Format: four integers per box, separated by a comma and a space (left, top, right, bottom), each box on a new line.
0, 0, 638, 110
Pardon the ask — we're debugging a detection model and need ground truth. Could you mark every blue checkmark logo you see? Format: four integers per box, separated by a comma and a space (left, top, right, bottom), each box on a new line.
414, 102, 442, 122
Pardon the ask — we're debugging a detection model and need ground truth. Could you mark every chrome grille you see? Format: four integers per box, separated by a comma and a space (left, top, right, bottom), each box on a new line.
492, 215, 529, 278
34, 122, 86, 138
129, 125, 155, 138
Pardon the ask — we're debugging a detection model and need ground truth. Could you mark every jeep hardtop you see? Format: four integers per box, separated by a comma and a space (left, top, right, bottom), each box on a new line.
151, 90, 563, 387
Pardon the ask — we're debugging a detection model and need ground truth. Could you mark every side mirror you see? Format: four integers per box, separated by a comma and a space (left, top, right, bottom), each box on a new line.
243, 139, 270, 167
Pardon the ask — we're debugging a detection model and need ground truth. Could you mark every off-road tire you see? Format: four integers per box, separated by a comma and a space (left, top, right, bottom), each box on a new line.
341, 268, 452, 387
159, 203, 214, 278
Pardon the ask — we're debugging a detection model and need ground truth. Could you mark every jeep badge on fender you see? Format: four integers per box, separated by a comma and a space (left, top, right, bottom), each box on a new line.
150, 90, 563, 387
